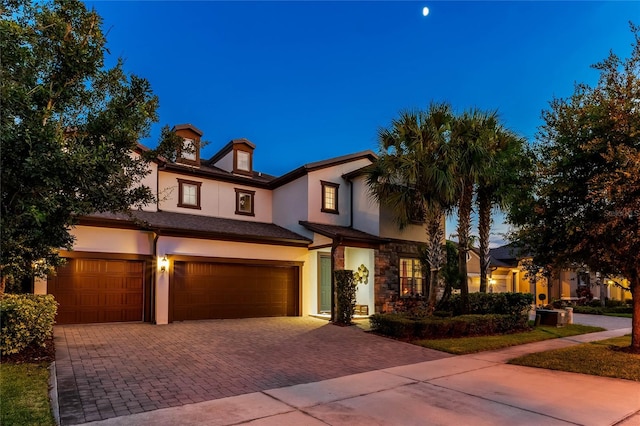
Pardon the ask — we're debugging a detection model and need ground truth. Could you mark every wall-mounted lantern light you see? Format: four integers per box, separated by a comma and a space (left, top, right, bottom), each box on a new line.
160, 255, 168, 273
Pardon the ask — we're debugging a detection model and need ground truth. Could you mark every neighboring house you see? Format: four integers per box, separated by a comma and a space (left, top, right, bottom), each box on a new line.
35, 124, 433, 324
486, 243, 630, 303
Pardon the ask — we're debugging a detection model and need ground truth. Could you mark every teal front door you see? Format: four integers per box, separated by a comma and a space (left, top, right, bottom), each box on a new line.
319, 254, 331, 313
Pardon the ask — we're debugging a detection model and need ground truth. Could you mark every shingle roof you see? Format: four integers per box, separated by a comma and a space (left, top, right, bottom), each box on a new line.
80, 211, 311, 246
489, 243, 529, 268
271, 151, 377, 188
299, 221, 387, 245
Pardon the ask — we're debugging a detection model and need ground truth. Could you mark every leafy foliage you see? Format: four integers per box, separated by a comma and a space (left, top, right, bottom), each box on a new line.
369, 313, 529, 340
367, 103, 457, 313
438, 292, 534, 318
334, 270, 357, 325
0, 294, 57, 356
436, 241, 462, 308
508, 23, 640, 350
0, 0, 182, 287
476, 130, 532, 292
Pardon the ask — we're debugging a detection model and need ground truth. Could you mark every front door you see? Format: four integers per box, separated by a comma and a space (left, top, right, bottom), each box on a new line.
319, 254, 331, 313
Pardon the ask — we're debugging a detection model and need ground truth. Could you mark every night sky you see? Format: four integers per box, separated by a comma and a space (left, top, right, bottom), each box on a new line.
86, 0, 638, 245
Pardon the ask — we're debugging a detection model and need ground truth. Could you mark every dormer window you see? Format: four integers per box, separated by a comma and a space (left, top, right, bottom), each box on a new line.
237, 150, 250, 172
181, 139, 197, 162
172, 124, 202, 166
233, 147, 253, 176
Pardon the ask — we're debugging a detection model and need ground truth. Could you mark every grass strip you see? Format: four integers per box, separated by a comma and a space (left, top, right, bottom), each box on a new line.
603, 313, 632, 318
509, 335, 640, 381
414, 324, 604, 355
0, 363, 55, 426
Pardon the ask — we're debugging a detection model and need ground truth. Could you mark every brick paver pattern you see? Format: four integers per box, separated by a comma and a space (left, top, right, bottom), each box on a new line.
55, 317, 451, 425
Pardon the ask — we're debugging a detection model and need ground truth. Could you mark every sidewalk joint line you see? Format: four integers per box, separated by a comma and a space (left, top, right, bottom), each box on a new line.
425, 381, 582, 425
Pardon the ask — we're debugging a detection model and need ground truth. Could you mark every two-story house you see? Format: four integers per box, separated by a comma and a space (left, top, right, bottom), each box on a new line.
36, 124, 432, 324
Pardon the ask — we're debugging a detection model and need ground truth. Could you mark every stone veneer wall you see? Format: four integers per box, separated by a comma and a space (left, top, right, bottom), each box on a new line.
374, 241, 424, 313
332, 245, 345, 270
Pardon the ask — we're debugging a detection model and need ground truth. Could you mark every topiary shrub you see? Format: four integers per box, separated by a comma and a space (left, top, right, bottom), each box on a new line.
0, 294, 58, 356
334, 270, 356, 325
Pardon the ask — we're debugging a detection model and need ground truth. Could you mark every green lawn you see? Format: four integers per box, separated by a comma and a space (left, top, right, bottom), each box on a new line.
509, 335, 640, 381
414, 324, 605, 354
604, 313, 632, 318
0, 363, 55, 426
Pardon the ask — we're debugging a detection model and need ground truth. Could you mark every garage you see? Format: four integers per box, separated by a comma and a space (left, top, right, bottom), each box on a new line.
48, 257, 146, 324
172, 261, 300, 321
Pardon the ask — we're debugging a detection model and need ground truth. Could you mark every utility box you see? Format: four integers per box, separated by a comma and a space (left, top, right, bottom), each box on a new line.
535, 309, 566, 326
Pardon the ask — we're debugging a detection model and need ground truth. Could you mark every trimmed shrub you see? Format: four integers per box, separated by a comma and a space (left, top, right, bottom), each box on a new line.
573, 305, 633, 315
606, 306, 633, 314
605, 299, 624, 308
369, 313, 530, 340
369, 313, 415, 339
587, 299, 603, 307
0, 294, 58, 356
572, 306, 603, 315
438, 292, 533, 317
334, 270, 356, 325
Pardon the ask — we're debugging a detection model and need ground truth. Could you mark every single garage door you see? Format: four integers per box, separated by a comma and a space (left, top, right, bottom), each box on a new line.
172, 261, 299, 321
48, 258, 144, 324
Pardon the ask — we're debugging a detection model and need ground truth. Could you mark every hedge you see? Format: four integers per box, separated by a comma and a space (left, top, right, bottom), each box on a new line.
438, 292, 533, 317
572, 305, 633, 315
369, 313, 530, 340
0, 294, 58, 356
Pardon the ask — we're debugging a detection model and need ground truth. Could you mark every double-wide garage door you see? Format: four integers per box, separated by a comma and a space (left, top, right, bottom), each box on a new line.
172, 261, 299, 321
48, 258, 144, 324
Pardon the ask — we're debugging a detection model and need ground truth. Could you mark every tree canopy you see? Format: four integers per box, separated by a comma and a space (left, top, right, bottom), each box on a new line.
0, 0, 180, 289
367, 103, 457, 312
508, 24, 640, 351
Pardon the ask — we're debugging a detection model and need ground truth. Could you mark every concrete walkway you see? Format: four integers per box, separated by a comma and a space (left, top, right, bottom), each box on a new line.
78, 316, 639, 426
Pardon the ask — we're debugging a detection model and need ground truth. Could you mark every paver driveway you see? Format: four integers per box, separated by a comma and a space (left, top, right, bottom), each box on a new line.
54, 317, 451, 425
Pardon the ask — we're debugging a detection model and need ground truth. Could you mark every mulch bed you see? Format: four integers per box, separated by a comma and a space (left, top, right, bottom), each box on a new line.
0, 338, 55, 364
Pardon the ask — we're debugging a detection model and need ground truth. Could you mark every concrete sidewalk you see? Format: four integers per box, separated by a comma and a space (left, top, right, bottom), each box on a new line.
80, 327, 639, 426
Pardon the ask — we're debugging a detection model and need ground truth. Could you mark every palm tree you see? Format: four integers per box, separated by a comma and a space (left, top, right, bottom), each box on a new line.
476, 129, 530, 292
367, 103, 457, 312
450, 109, 496, 312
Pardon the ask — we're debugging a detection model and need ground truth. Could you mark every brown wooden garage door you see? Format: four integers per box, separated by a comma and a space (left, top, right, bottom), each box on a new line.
172, 261, 299, 321
48, 258, 144, 324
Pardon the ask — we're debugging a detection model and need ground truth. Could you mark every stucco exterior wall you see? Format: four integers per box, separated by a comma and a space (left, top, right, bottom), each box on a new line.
272, 175, 310, 238
213, 151, 233, 173
157, 171, 273, 222
154, 236, 309, 324
378, 205, 429, 242
307, 158, 372, 226
350, 176, 380, 236
71, 226, 153, 255
140, 159, 159, 212
345, 247, 375, 315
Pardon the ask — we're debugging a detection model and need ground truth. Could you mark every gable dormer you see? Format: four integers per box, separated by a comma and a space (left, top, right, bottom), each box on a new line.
173, 123, 203, 166
209, 138, 256, 176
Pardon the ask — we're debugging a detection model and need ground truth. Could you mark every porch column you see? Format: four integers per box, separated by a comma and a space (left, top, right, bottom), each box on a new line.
330, 239, 345, 322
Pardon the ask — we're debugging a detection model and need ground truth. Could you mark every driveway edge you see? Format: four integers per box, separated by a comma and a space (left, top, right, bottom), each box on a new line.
49, 361, 61, 426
